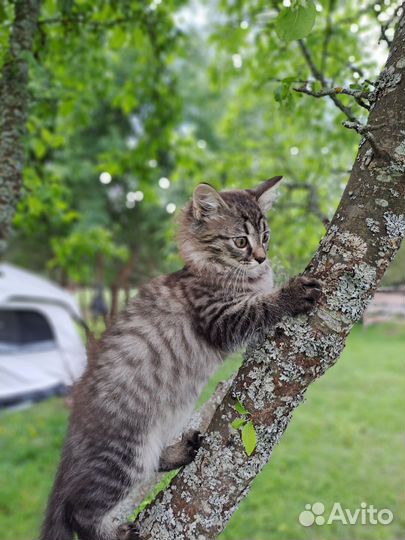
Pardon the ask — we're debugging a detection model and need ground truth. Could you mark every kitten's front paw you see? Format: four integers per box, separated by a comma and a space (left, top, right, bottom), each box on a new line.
283, 276, 322, 316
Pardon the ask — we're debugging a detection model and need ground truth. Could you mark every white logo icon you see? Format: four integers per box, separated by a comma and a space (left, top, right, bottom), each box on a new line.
298, 501, 393, 527
299, 502, 325, 526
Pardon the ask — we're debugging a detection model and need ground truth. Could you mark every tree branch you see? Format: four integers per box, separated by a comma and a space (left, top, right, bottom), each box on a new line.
38, 15, 138, 29
0, 0, 42, 254
342, 120, 390, 159
293, 85, 371, 110
320, 0, 335, 74
285, 182, 331, 227
127, 10, 405, 539
297, 40, 359, 122
378, 3, 404, 48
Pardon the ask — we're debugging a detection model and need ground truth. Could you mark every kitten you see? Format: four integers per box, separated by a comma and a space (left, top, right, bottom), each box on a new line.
40, 177, 321, 540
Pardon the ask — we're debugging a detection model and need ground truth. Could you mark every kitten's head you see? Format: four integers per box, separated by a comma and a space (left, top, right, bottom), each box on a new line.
178, 176, 282, 278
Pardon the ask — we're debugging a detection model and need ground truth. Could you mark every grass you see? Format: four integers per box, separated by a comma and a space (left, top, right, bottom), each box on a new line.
0, 324, 404, 540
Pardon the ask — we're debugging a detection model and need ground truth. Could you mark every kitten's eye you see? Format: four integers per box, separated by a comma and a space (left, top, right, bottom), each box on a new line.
262, 231, 270, 243
233, 236, 248, 249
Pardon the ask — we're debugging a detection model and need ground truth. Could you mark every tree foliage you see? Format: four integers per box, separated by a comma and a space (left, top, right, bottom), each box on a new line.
2, 0, 404, 287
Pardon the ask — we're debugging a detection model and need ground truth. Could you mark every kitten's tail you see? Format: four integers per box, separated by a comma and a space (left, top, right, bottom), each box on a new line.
40, 457, 74, 540
40, 497, 73, 540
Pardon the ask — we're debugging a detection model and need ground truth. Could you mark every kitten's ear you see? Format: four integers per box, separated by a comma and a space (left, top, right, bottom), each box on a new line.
252, 176, 283, 212
192, 183, 228, 219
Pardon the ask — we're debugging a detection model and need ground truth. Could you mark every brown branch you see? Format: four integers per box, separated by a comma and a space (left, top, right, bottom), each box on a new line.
285, 182, 331, 228
320, 0, 336, 74
269, 0, 359, 121
335, 2, 379, 25
297, 40, 359, 122
293, 86, 370, 99
379, 23, 393, 48
378, 3, 403, 48
293, 85, 371, 110
280, 164, 331, 227
0, 0, 42, 254
109, 248, 138, 324
342, 120, 390, 160
38, 15, 135, 29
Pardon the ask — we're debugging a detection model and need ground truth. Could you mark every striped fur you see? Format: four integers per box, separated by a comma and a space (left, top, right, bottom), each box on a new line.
41, 179, 321, 540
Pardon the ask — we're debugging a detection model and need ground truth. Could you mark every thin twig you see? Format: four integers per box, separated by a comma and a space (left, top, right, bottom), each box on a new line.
342, 121, 390, 159
285, 182, 330, 228
335, 3, 378, 25
378, 3, 403, 48
329, 51, 366, 79
38, 14, 141, 29
297, 40, 359, 122
320, 0, 335, 74
293, 85, 371, 110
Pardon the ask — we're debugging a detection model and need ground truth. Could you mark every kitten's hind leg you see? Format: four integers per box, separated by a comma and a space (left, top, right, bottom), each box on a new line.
114, 432, 203, 539
158, 430, 203, 472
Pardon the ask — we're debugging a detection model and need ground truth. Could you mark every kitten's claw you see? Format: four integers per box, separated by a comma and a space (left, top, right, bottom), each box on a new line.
283, 276, 322, 316
117, 521, 141, 540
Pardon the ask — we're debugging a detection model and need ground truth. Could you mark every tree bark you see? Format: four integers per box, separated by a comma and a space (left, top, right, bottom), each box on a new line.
109, 248, 138, 323
0, 0, 41, 255
134, 14, 405, 540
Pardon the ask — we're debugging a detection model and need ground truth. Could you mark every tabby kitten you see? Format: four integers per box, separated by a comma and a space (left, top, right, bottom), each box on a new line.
41, 177, 321, 540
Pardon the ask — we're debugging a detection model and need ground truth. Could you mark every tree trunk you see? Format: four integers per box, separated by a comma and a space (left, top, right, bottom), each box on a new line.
109, 248, 138, 322
109, 284, 120, 323
134, 15, 405, 540
0, 0, 41, 255
96, 252, 105, 285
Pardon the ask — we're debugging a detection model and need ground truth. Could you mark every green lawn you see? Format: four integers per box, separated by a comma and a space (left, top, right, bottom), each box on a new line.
0, 324, 404, 540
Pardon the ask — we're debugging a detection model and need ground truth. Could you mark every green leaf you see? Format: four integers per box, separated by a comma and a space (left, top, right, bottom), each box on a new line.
231, 418, 247, 430
274, 83, 295, 110
26, 196, 44, 216
32, 139, 47, 159
109, 27, 128, 49
234, 399, 249, 415
0, 4, 7, 22
275, 0, 317, 42
281, 76, 298, 84
241, 420, 257, 456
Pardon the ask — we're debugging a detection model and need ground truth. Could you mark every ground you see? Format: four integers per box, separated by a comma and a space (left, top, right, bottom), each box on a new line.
0, 324, 403, 540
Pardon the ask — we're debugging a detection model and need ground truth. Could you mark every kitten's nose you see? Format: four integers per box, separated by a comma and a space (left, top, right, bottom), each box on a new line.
253, 248, 266, 264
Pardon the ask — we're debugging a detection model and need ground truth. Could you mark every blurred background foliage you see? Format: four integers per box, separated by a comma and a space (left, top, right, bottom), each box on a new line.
0, 3, 404, 540
2, 0, 404, 298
